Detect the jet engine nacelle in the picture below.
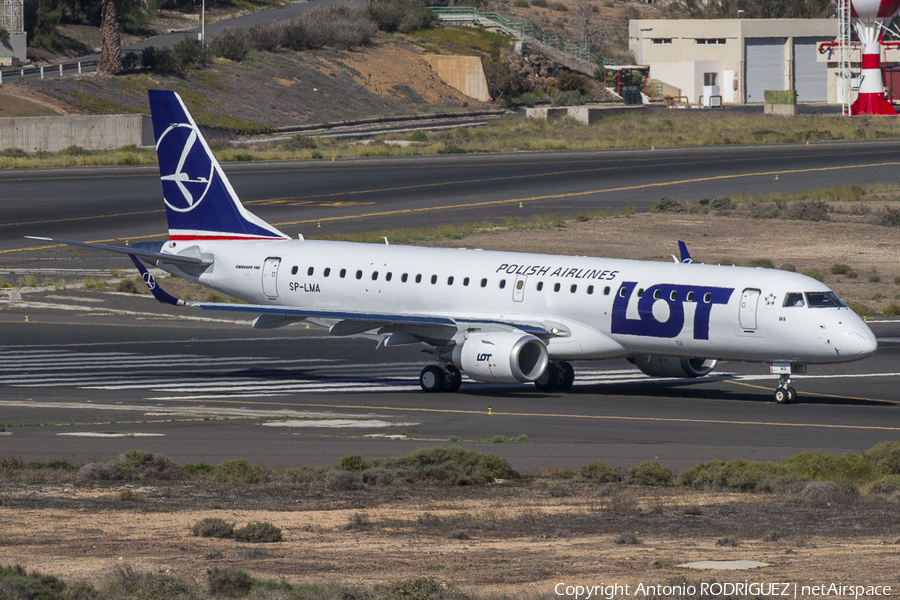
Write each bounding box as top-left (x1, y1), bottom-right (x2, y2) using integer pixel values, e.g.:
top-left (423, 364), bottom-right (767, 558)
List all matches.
top-left (452, 332), bottom-right (549, 384)
top-left (631, 355), bottom-right (717, 378)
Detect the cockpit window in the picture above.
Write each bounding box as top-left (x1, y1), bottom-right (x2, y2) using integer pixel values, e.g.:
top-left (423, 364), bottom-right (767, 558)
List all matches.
top-left (783, 292), bottom-right (805, 307)
top-left (806, 291), bottom-right (846, 308)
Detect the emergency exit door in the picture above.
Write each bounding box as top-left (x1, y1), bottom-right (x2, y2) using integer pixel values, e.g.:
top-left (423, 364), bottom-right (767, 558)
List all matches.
top-left (263, 257), bottom-right (281, 298)
top-left (739, 288), bottom-right (760, 330)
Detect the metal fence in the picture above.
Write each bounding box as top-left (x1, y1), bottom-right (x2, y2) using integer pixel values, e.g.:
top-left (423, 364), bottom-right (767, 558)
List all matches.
top-left (428, 6), bottom-right (616, 66)
top-left (0, 60), bottom-right (97, 84)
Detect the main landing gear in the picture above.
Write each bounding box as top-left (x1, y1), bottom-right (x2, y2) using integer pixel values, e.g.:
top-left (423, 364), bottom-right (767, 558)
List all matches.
top-left (419, 364), bottom-right (462, 393)
top-left (774, 374), bottom-right (798, 404)
top-left (534, 361), bottom-right (575, 391)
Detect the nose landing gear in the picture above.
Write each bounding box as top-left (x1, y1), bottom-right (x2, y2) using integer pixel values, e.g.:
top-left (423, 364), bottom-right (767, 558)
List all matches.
top-left (773, 373), bottom-right (798, 404)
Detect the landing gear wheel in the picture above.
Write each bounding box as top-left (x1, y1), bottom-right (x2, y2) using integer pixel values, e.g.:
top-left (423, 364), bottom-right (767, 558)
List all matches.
top-left (558, 361), bottom-right (575, 391)
top-left (774, 387), bottom-right (790, 404)
top-left (444, 366), bottom-right (463, 393)
top-left (420, 365), bottom-right (445, 393)
top-left (534, 363), bottom-right (558, 391)
top-left (786, 387), bottom-right (797, 404)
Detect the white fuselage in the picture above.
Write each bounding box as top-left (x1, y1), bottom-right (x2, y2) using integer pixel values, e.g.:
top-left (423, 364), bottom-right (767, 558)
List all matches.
top-left (160, 238), bottom-right (877, 365)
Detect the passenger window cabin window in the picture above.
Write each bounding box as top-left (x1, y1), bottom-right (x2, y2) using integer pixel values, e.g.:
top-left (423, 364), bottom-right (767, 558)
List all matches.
top-left (604, 286), bottom-right (610, 295)
top-left (448, 276), bottom-right (454, 285)
top-left (324, 268), bottom-right (331, 277)
top-left (554, 283), bottom-right (561, 292)
top-left (516, 280), bottom-right (524, 290)
top-left (653, 289), bottom-right (661, 300)
top-left (386, 272), bottom-right (392, 281)
top-left (308, 267), bottom-right (314, 276)
top-left (356, 270), bottom-right (363, 280)
top-left (686, 291), bottom-right (695, 302)
top-left (481, 278), bottom-right (487, 287)
top-left (431, 275), bottom-right (438, 284)
top-left (670, 290), bottom-right (678, 301)
top-left (291, 266), bottom-right (298, 275)
top-left (499, 280), bottom-right (506, 289)
top-left (416, 274), bottom-right (422, 283)
top-left (618, 286), bottom-right (627, 297)
top-left (637, 288), bottom-right (645, 298)
top-left (340, 269), bottom-right (347, 278)
top-left (537, 281), bottom-right (544, 291)
top-left (703, 292), bottom-right (712, 303)
top-left (570, 284), bottom-right (577, 293)
top-left (587, 285), bottom-right (594, 295)
top-left (372, 271), bottom-right (379, 280)
top-left (402, 273), bottom-right (408, 283)
top-left (463, 277), bottom-right (470, 286)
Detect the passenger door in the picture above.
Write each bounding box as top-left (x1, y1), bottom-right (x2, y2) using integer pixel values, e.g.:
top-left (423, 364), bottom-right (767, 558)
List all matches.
top-left (262, 257), bottom-right (281, 299)
top-left (739, 288), bottom-right (760, 330)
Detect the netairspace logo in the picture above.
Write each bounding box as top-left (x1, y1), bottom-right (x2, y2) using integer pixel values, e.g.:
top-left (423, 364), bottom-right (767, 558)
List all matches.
top-left (554, 582), bottom-right (893, 600)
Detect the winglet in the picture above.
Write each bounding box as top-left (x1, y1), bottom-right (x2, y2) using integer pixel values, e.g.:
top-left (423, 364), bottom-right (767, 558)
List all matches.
top-left (677, 241), bottom-right (692, 264)
top-left (128, 254), bottom-right (185, 306)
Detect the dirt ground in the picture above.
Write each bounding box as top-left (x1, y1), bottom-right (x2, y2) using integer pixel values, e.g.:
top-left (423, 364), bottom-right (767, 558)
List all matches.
top-left (1, 481), bottom-right (898, 597)
top-left (425, 208), bottom-right (900, 314)
top-left (0, 88), bottom-right (67, 117)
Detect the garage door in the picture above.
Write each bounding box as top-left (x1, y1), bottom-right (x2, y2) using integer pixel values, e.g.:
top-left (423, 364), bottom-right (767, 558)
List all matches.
top-left (745, 38), bottom-right (785, 102)
top-left (794, 38), bottom-right (828, 102)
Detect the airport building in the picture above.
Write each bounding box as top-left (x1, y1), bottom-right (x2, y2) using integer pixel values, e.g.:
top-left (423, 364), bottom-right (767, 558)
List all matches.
top-left (628, 19), bottom-right (875, 105)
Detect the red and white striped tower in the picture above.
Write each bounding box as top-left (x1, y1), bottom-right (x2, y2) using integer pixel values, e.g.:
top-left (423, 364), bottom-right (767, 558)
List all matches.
top-left (851, 0), bottom-right (900, 114)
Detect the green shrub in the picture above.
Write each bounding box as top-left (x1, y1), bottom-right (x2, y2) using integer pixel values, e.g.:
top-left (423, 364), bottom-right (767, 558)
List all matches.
top-left (868, 274), bottom-right (881, 283)
top-left (211, 28), bottom-right (250, 61)
top-left (677, 459), bottom-right (795, 492)
top-left (107, 450), bottom-right (182, 481)
top-left (880, 207), bottom-right (900, 226)
top-left (831, 263), bottom-right (852, 275)
top-left (614, 532), bottom-right (641, 544)
top-left (865, 474), bottom-right (900, 494)
top-left (848, 302), bottom-right (870, 317)
top-left (281, 135), bottom-right (317, 151)
top-left (207, 568), bottom-right (253, 597)
top-left (780, 263), bottom-right (797, 272)
top-left (116, 278), bottom-right (139, 293)
top-left (373, 577), bottom-right (450, 600)
top-left (557, 71), bottom-right (585, 92)
top-left (802, 268), bottom-right (825, 282)
top-left (338, 454), bottom-right (371, 472)
top-left (381, 446), bottom-right (518, 485)
top-left (409, 130), bottom-right (428, 142)
top-left (550, 90), bottom-right (584, 106)
top-left (800, 480), bottom-right (858, 505)
top-left (233, 521), bottom-right (283, 543)
top-left (626, 461), bottom-right (674, 486)
top-left (652, 196), bottom-right (684, 213)
top-left (191, 517), bottom-right (234, 538)
top-left (782, 451), bottom-right (877, 484)
top-left (747, 258), bottom-right (774, 268)
top-left (716, 535), bottom-right (739, 547)
top-left (883, 302), bottom-right (900, 316)
top-left (210, 458), bottom-right (266, 484)
top-left (864, 441), bottom-right (900, 475)
top-left (138, 573), bottom-right (196, 600)
top-left (327, 470), bottom-right (364, 491)
top-left (579, 462), bottom-right (622, 483)
top-left (787, 201), bottom-right (829, 221)
top-left (518, 92), bottom-right (537, 108)
top-left (0, 565), bottom-right (67, 600)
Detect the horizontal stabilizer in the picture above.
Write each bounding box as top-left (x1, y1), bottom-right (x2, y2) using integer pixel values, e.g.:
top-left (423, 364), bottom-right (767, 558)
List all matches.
top-left (25, 236), bottom-right (212, 266)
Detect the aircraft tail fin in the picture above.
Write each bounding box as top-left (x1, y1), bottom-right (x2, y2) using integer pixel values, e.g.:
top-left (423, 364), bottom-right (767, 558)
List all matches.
top-left (148, 90), bottom-right (289, 242)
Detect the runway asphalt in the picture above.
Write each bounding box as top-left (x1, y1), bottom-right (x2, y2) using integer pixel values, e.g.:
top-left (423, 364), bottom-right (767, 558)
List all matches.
top-left (5, 139), bottom-right (900, 264)
top-left (1, 306), bottom-right (897, 473)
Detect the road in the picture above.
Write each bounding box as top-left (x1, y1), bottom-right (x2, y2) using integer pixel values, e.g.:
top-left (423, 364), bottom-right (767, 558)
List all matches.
top-left (0, 303), bottom-right (897, 473)
top-left (4, 139), bottom-right (900, 263)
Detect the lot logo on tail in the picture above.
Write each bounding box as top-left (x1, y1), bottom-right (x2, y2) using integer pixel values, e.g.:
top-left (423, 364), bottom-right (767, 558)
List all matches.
top-left (158, 123), bottom-right (214, 212)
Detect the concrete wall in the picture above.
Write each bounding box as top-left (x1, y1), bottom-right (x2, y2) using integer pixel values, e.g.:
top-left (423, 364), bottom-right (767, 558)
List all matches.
top-left (0, 114), bottom-right (154, 152)
top-left (423, 55), bottom-right (490, 102)
top-left (0, 32), bottom-right (26, 63)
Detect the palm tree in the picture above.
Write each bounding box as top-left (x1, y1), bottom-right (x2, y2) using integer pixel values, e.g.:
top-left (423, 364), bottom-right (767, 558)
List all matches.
top-left (99, 0), bottom-right (123, 75)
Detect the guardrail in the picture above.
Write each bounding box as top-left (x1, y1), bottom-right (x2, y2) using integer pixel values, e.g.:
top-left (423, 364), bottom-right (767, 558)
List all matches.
top-left (0, 59), bottom-right (97, 84)
top-left (428, 6), bottom-right (616, 66)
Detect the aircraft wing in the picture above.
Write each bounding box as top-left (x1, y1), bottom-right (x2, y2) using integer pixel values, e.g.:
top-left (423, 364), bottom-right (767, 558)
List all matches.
top-left (128, 254), bottom-right (548, 339)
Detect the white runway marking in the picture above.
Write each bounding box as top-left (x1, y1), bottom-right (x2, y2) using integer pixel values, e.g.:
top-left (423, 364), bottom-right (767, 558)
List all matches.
top-left (0, 347), bottom-right (897, 401)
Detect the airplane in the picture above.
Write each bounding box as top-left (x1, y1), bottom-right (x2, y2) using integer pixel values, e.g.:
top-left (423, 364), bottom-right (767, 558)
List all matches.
top-left (28, 90), bottom-right (878, 404)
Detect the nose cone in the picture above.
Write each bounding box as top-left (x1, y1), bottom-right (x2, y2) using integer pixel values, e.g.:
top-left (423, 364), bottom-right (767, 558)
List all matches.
top-left (847, 319), bottom-right (878, 358)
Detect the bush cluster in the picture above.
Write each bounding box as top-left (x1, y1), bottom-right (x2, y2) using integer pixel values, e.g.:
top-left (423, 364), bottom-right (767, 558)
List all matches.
top-left (579, 462), bottom-right (622, 483)
top-left (76, 450), bottom-right (181, 483)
